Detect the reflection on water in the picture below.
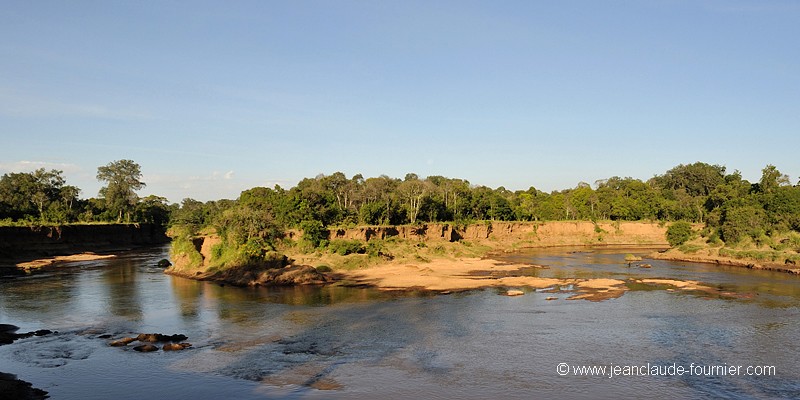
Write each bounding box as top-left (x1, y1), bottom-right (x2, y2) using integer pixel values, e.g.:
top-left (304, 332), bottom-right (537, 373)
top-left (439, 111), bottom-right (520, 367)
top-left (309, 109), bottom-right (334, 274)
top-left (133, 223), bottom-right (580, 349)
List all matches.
top-left (1, 245), bottom-right (799, 399)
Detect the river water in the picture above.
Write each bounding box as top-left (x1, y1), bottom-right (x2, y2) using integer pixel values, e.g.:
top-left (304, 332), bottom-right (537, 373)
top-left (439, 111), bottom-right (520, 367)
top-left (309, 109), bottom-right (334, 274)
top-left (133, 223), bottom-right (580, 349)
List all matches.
top-left (1, 246), bottom-right (799, 399)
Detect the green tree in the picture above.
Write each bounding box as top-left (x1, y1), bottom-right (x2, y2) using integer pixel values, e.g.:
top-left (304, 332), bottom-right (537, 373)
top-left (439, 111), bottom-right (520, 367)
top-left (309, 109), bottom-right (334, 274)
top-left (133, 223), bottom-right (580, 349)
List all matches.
top-left (666, 221), bottom-right (693, 247)
top-left (757, 164), bottom-right (790, 194)
top-left (653, 162), bottom-right (726, 197)
top-left (0, 168), bottom-right (76, 221)
top-left (96, 160), bottom-right (145, 222)
top-left (398, 175), bottom-right (427, 224)
top-left (299, 219), bottom-right (327, 248)
top-left (720, 204), bottom-right (766, 244)
top-left (135, 195), bottom-right (172, 226)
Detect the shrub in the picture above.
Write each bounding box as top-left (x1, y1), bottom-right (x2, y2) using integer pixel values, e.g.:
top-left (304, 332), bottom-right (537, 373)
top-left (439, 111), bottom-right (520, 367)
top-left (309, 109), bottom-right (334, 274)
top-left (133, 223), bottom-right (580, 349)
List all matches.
top-left (666, 221), bottom-right (693, 247)
top-left (210, 243), bottom-right (224, 260)
top-left (366, 239), bottom-right (387, 258)
top-left (300, 219), bottom-right (328, 248)
top-left (720, 205), bottom-right (766, 244)
top-left (707, 231), bottom-right (722, 246)
top-left (328, 239), bottom-right (365, 255)
top-left (241, 237), bottom-right (270, 261)
top-left (315, 265), bottom-right (332, 273)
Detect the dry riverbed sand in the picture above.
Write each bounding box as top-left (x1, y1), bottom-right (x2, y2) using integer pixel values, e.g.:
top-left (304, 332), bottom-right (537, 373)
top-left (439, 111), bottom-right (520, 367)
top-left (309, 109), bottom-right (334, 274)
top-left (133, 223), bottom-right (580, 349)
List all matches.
top-left (15, 252), bottom-right (116, 271)
top-left (334, 257), bottom-right (732, 301)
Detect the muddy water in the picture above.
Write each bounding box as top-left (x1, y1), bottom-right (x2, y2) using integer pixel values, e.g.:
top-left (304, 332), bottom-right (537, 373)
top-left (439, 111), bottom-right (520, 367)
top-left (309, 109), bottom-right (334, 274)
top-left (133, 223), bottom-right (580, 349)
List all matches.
top-left (1, 246), bottom-right (799, 399)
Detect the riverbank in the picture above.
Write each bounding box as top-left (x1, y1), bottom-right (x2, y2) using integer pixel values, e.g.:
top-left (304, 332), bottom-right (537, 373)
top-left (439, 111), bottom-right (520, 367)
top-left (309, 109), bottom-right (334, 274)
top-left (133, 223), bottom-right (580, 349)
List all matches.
top-left (164, 221), bottom-right (755, 301)
top-left (650, 247), bottom-right (800, 275)
top-left (0, 224), bottom-right (168, 276)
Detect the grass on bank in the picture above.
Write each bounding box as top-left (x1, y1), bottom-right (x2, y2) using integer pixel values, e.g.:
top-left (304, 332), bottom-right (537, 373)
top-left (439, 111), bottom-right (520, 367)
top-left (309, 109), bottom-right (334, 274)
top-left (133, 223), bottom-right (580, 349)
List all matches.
top-left (280, 236), bottom-right (494, 272)
top-left (669, 226), bottom-right (800, 266)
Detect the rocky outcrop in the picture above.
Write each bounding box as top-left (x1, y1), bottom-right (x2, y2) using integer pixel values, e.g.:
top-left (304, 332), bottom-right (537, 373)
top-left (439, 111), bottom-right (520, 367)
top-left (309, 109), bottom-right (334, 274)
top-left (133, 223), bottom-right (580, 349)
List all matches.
top-left (0, 324), bottom-right (53, 345)
top-left (1, 325), bottom-right (51, 399)
top-left (0, 372), bottom-right (48, 400)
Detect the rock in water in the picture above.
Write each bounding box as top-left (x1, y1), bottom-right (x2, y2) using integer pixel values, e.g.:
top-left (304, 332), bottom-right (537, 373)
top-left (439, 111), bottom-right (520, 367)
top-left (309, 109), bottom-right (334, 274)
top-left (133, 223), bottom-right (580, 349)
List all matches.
top-left (157, 259), bottom-right (172, 268)
top-left (133, 344), bottom-right (159, 352)
top-left (506, 289), bottom-right (524, 296)
top-left (162, 342), bottom-right (192, 351)
top-left (109, 337), bottom-right (136, 347)
top-left (136, 333), bottom-right (189, 343)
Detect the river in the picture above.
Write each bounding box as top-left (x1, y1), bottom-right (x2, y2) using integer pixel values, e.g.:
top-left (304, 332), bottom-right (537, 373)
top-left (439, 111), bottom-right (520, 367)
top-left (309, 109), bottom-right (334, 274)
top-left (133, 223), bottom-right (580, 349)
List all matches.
top-left (1, 246), bottom-right (799, 399)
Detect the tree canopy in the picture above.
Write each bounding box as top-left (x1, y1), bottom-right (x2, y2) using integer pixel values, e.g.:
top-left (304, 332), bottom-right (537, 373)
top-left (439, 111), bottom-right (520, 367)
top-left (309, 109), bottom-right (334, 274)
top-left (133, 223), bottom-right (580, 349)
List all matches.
top-left (3, 160), bottom-right (800, 252)
top-left (97, 159), bottom-right (146, 222)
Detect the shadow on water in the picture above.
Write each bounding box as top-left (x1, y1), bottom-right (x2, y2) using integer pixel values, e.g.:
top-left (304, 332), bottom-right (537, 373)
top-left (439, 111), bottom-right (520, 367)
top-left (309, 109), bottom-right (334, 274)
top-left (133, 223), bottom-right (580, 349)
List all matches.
top-left (101, 260), bottom-right (143, 320)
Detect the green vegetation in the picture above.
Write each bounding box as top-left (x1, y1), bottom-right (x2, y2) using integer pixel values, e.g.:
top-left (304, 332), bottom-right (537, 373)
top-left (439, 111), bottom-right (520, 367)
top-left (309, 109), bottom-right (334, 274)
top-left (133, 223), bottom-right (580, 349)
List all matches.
top-left (163, 162), bottom-right (800, 270)
top-left (666, 221), bottom-right (694, 247)
top-left (169, 225), bottom-right (203, 269)
top-left (0, 159), bottom-right (172, 226)
top-left (4, 159), bottom-right (798, 269)
top-left (96, 159), bottom-right (146, 222)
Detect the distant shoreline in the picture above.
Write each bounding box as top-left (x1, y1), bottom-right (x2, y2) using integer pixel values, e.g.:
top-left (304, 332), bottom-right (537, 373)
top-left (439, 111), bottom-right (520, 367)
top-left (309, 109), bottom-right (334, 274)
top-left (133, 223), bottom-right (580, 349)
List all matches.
top-left (649, 248), bottom-right (800, 275)
top-left (0, 223), bottom-right (168, 277)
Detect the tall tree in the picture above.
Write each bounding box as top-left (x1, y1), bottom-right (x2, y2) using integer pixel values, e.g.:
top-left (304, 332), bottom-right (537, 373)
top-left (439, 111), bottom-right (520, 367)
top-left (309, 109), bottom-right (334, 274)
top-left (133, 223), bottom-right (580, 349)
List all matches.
top-left (97, 159), bottom-right (145, 222)
top-left (757, 164), bottom-right (790, 194)
top-left (399, 175), bottom-right (427, 224)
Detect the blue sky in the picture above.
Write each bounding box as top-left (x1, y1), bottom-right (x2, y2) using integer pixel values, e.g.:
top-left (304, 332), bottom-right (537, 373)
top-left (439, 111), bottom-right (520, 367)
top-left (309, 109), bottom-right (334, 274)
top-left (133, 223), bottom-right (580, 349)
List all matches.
top-left (1, 0), bottom-right (798, 202)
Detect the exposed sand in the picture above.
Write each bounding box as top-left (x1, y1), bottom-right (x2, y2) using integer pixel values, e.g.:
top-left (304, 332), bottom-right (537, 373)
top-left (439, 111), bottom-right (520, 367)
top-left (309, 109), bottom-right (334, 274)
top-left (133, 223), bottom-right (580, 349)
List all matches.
top-left (334, 258), bottom-right (730, 302)
top-left (16, 253), bottom-right (116, 270)
top-left (339, 258), bottom-right (567, 291)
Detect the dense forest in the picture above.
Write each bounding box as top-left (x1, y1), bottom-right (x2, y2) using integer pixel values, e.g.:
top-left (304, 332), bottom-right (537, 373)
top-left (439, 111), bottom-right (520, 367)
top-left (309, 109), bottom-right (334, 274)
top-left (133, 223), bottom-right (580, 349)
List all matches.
top-left (3, 161), bottom-right (800, 248)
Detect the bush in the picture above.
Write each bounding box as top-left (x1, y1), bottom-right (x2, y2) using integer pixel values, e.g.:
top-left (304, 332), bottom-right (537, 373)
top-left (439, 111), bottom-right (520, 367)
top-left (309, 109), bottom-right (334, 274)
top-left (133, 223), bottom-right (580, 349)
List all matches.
top-left (315, 265), bottom-right (332, 273)
top-left (720, 205), bottom-right (766, 244)
top-left (666, 221), bottom-right (693, 247)
top-left (241, 237), bottom-right (269, 260)
top-left (210, 243), bottom-right (224, 260)
top-left (300, 219), bottom-right (328, 248)
top-left (707, 231), bottom-right (723, 246)
top-left (366, 239), bottom-right (388, 258)
top-left (328, 239), bottom-right (365, 255)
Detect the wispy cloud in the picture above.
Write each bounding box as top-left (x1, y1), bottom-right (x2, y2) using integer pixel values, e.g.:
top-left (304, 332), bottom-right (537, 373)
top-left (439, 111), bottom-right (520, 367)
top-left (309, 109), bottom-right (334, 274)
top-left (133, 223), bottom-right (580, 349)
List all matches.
top-left (0, 160), bottom-right (81, 174)
top-left (0, 89), bottom-right (152, 120)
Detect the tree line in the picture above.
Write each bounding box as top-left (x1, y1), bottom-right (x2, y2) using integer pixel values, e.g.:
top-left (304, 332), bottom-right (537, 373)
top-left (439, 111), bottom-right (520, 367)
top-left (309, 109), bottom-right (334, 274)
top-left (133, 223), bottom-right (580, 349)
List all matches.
top-left (0, 160), bottom-right (171, 226)
top-left (171, 162), bottom-right (800, 247)
top-left (4, 160), bottom-right (800, 247)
